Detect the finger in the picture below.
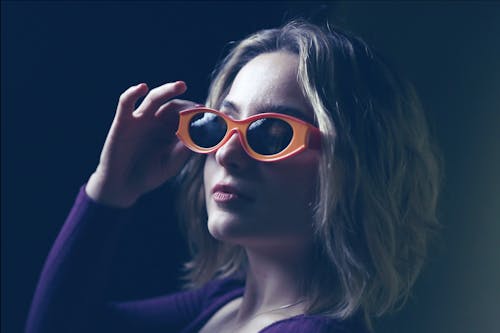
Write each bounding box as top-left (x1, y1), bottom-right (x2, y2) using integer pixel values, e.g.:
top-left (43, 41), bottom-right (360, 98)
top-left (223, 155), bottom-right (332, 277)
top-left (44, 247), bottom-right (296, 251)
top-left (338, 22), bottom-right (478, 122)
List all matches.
top-left (155, 99), bottom-right (201, 135)
top-left (134, 81), bottom-right (187, 117)
top-left (155, 99), bottom-right (199, 120)
top-left (116, 83), bottom-right (149, 119)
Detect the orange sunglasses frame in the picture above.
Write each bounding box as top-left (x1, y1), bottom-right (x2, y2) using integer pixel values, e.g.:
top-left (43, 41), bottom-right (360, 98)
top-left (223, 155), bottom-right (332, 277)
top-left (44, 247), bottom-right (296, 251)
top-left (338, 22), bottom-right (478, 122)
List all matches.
top-left (176, 107), bottom-right (321, 162)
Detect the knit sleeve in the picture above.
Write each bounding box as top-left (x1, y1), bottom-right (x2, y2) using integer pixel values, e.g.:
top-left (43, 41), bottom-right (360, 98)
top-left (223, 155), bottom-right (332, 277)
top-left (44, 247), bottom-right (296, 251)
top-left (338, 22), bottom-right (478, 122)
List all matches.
top-left (25, 185), bottom-right (140, 333)
top-left (103, 278), bottom-right (244, 333)
top-left (25, 185), bottom-right (244, 333)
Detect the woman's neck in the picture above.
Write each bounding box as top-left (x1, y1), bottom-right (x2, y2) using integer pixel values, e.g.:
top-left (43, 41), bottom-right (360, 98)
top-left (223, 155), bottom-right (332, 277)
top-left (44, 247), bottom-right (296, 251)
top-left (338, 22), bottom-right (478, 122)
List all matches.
top-left (235, 243), bottom-right (312, 323)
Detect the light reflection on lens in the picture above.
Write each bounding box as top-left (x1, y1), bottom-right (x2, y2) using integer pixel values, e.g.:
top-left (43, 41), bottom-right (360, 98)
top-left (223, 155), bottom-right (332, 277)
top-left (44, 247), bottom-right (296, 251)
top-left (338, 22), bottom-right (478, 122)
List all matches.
top-left (189, 112), bottom-right (227, 148)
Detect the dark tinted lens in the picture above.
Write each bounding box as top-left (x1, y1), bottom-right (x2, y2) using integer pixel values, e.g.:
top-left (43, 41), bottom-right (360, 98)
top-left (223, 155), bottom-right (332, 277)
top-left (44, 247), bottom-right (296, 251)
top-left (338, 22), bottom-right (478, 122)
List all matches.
top-left (188, 112), bottom-right (227, 148)
top-left (247, 118), bottom-right (293, 155)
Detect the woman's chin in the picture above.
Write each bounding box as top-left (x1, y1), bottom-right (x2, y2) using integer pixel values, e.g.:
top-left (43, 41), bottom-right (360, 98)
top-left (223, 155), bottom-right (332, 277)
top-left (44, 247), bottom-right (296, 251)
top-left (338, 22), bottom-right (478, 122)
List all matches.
top-left (207, 212), bottom-right (265, 245)
top-left (207, 214), bottom-right (244, 241)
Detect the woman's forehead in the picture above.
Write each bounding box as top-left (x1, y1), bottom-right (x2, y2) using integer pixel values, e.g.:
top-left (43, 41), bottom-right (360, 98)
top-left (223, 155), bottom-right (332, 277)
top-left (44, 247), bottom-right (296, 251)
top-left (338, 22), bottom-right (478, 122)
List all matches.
top-left (223, 52), bottom-right (314, 120)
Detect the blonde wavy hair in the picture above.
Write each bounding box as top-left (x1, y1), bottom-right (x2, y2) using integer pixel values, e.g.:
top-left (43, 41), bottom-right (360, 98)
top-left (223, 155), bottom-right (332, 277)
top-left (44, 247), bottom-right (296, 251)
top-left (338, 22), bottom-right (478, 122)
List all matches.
top-left (175, 20), bottom-right (442, 328)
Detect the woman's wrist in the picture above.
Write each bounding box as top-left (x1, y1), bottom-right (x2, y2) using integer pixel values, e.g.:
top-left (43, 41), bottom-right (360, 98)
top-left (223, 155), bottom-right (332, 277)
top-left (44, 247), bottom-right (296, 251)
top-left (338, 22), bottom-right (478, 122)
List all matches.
top-left (85, 171), bottom-right (139, 209)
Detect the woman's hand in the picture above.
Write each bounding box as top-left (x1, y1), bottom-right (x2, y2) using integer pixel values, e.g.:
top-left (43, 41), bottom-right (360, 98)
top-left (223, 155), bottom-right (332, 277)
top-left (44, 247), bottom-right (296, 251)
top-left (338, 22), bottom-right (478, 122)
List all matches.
top-left (86, 81), bottom-right (195, 208)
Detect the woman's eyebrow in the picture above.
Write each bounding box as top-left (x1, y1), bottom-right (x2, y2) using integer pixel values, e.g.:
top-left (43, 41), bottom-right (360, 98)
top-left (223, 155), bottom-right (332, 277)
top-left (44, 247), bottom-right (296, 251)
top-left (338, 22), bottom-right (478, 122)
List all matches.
top-left (260, 104), bottom-right (314, 124)
top-left (220, 100), bottom-right (238, 115)
top-left (221, 100), bottom-right (314, 123)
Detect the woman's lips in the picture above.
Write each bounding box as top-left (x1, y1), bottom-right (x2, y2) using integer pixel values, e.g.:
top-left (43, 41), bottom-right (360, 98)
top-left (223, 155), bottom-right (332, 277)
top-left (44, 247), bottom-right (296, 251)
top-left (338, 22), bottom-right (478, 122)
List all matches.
top-left (212, 184), bottom-right (254, 203)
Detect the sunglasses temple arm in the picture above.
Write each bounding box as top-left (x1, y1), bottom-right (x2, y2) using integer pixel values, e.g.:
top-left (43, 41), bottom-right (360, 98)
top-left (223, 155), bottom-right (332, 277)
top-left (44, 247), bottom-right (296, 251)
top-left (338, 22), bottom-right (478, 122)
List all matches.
top-left (308, 129), bottom-right (322, 150)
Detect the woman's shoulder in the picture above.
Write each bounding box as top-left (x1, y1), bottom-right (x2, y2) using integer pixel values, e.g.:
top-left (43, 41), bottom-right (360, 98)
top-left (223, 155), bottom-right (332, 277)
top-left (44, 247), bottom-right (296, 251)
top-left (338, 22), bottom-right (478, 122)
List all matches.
top-left (262, 313), bottom-right (370, 333)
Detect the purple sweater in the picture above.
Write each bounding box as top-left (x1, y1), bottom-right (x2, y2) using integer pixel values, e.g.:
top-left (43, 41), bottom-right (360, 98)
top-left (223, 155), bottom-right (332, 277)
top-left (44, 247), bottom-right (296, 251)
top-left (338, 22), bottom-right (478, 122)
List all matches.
top-left (26, 186), bottom-right (368, 333)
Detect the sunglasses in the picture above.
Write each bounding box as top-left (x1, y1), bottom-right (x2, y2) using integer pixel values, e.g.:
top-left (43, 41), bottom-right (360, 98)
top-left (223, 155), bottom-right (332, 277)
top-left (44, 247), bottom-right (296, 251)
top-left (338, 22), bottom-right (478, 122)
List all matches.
top-left (176, 107), bottom-right (321, 162)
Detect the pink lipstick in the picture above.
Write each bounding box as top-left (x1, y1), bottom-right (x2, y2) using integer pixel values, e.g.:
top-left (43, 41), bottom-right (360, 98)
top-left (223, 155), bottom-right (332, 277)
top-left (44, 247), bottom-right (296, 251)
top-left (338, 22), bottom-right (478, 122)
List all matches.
top-left (212, 184), bottom-right (253, 204)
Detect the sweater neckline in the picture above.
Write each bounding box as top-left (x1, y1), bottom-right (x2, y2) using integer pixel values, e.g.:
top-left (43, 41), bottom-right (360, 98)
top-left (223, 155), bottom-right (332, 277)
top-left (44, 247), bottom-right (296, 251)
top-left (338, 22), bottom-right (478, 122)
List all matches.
top-left (187, 281), bottom-right (339, 333)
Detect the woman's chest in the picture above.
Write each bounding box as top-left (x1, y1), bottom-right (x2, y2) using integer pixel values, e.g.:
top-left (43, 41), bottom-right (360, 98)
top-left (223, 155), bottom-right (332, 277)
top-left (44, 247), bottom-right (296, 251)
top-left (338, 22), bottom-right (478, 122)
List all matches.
top-left (198, 297), bottom-right (299, 333)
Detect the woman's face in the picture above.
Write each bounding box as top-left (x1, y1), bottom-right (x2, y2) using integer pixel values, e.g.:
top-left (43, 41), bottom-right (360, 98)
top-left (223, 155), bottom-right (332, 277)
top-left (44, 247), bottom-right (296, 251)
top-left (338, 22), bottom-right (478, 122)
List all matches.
top-left (203, 52), bottom-right (319, 251)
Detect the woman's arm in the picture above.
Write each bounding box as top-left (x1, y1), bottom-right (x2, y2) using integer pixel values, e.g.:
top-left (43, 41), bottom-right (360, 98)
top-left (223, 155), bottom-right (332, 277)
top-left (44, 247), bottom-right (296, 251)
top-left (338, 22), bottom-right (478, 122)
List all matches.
top-left (26, 186), bottom-right (210, 333)
top-left (26, 81), bottom-right (198, 332)
top-left (25, 185), bottom-right (133, 332)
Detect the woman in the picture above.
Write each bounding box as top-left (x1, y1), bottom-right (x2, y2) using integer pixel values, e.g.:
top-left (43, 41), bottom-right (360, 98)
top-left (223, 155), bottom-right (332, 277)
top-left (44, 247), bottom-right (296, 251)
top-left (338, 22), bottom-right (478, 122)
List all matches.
top-left (26, 20), bottom-right (441, 333)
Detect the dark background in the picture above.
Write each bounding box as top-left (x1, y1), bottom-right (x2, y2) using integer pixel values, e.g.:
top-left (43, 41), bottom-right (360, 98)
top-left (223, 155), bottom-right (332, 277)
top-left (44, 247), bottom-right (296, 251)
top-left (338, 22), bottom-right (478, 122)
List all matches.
top-left (2, 2), bottom-right (499, 333)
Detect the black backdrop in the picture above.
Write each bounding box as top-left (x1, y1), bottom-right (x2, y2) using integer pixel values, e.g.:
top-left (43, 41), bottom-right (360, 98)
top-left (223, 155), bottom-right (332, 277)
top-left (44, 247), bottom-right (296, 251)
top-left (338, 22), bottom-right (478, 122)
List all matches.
top-left (2, 2), bottom-right (500, 333)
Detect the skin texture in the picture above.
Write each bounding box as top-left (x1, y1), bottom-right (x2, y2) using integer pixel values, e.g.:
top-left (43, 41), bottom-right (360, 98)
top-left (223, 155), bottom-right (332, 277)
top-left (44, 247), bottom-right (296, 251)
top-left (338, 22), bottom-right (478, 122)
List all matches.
top-left (204, 51), bottom-right (319, 251)
top-left (86, 51), bottom-right (321, 332)
top-left (86, 82), bottom-right (195, 207)
top-left (201, 52), bottom-right (320, 332)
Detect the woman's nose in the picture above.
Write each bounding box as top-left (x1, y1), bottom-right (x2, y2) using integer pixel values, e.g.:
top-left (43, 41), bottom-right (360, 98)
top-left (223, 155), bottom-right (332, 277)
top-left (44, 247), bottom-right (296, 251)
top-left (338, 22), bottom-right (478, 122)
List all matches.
top-left (215, 131), bottom-right (253, 171)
